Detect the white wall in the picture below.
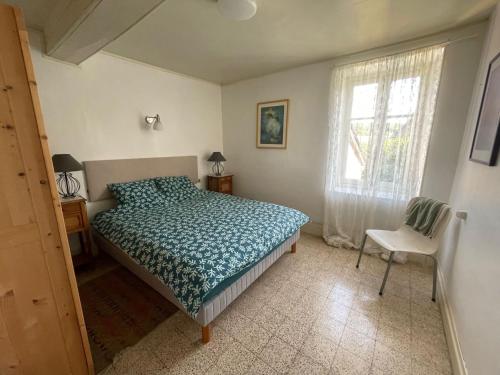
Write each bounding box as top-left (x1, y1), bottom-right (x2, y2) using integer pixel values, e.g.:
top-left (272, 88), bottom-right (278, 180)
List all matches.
top-left (222, 23), bottom-right (486, 233)
top-left (30, 30), bottom-right (223, 208)
top-left (439, 4), bottom-right (500, 374)
top-left (420, 28), bottom-right (486, 202)
top-left (222, 61), bottom-right (331, 229)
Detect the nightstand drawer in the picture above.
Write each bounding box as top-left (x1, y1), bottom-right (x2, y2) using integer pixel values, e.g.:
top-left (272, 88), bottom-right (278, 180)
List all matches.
top-left (60, 196), bottom-right (92, 268)
top-left (64, 212), bottom-right (83, 232)
top-left (207, 174), bottom-right (233, 194)
top-left (220, 181), bottom-right (231, 193)
top-left (62, 201), bottom-right (82, 214)
top-left (207, 174), bottom-right (233, 195)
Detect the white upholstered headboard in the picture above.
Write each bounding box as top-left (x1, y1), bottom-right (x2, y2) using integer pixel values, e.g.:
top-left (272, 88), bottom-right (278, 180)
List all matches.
top-left (83, 156), bottom-right (198, 202)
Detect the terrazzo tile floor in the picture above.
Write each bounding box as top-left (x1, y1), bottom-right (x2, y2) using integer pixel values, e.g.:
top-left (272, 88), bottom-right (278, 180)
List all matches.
top-left (99, 233), bottom-right (452, 375)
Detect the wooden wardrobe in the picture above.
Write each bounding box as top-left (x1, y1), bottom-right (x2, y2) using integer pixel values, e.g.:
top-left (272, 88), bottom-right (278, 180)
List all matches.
top-left (0, 5), bottom-right (93, 375)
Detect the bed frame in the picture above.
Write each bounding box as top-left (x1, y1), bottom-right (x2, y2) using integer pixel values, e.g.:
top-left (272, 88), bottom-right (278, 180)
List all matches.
top-left (83, 156), bottom-right (298, 343)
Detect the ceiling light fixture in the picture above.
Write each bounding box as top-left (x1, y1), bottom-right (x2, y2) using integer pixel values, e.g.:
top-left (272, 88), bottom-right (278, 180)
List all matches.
top-left (217, 0), bottom-right (257, 21)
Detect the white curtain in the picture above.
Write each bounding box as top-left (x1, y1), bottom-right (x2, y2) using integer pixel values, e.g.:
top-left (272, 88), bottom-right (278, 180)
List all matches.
top-left (323, 45), bottom-right (445, 257)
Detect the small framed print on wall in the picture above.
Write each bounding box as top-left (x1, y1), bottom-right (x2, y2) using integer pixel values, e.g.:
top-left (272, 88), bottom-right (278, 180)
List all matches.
top-left (470, 52), bottom-right (500, 166)
top-left (256, 99), bottom-right (289, 149)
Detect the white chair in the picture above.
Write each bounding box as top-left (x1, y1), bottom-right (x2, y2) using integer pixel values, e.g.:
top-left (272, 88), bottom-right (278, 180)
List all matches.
top-left (355, 201), bottom-right (451, 301)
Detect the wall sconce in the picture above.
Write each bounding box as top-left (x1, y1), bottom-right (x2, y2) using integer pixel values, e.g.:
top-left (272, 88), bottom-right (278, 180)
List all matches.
top-left (145, 114), bottom-right (162, 130)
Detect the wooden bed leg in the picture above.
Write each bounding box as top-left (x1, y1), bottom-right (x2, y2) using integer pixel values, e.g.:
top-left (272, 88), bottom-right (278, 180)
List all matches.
top-left (201, 325), bottom-right (211, 344)
top-left (291, 242), bottom-right (297, 253)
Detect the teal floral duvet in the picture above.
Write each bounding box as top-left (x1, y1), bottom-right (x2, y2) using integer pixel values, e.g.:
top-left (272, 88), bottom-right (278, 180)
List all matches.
top-left (92, 190), bottom-right (309, 317)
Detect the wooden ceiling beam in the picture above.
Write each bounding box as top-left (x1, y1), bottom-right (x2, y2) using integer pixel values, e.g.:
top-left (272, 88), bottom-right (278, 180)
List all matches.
top-left (44, 0), bottom-right (165, 64)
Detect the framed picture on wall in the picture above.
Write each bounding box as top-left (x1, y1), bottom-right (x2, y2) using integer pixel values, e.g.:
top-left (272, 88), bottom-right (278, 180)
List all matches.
top-left (470, 52), bottom-right (500, 166)
top-left (256, 99), bottom-right (289, 149)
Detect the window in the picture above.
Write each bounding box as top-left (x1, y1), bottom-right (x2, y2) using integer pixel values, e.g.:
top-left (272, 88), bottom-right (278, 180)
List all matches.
top-left (324, 45), bottom-right (444, 248)
top-left (338, 74), bottom-right (424, 196)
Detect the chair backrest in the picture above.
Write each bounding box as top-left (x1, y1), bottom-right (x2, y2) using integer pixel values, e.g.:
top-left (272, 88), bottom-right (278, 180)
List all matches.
top-left (403, 197), bottom-right (452, 250)
top-left (427, 208), bottom-right (452, 244)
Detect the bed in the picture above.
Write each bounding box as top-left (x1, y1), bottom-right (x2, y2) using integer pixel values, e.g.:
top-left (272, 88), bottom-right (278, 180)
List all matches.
top-left (84, 156), bottom-right (309, 343)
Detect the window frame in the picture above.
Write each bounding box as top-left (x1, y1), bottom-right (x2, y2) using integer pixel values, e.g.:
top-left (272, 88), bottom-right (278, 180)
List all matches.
top-left (336, 72), bottom-right (422, 195)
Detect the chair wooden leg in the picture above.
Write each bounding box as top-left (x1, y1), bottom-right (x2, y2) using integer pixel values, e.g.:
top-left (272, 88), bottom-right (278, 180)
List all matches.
top-left (379, 251), bottom-right (394, 296)
top-left (432, 257), bottom-right (438, 302)
top-left (291, 242), bottom-right (297, 253)
top-left (356, 233), bottom-right (367, 268)
top-left (201, 325), bottom-right (210, 344)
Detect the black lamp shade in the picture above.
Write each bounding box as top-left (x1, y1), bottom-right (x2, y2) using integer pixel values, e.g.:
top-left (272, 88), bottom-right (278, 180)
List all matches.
top-left (52, 154), bottom-right (83, 172)
top-left (207, 152), bottom-right (226, 162)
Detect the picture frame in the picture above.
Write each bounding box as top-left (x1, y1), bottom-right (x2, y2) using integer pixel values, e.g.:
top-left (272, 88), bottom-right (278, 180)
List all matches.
top-left (256, 99), bottom-right (289, 149)
top-left (470, 52), bottom-right (500, 166)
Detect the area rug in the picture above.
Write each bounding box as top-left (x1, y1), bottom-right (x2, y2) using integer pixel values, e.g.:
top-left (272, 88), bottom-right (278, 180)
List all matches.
top-left (78, 265), bottom-right (178, 373)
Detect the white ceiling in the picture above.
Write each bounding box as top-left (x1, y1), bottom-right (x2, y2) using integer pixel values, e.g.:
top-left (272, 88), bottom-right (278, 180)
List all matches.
top-left (105, 0), bottom-right (497, 84)
top-left (4, 0), bottom-right (56, 30)
top-left (5, 0), bottom-right (498, 84)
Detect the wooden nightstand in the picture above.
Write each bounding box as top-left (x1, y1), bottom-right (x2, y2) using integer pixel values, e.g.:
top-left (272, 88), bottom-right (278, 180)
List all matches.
top-left (60, 196), bottom-right (92, 267)
top-left (207, 174), bottom-right (233, 194)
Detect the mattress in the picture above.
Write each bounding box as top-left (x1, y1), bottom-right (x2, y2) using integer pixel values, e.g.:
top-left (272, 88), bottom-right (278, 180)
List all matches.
top-left (92, 190), bottom-right (309, 317)
top-left (93, 229), bottom-right (300, 325)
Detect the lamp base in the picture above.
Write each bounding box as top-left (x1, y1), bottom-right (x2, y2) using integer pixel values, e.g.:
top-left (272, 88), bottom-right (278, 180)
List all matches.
top-left (56, 172), bottom-right (81, 198)
top-left (60, 193), bottom-right (78, 199)
top-left (212, 162), bottom-right (224, 176)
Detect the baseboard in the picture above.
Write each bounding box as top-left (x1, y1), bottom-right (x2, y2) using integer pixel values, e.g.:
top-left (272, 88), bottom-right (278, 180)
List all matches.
top-left (302, 221), bottom-right (322, 236)
top-left (438, 268), bottom-right (468, 375)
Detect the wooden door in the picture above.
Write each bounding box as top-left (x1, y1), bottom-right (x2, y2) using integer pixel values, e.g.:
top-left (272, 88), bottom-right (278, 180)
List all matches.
top-left (0, 5), bottom-right (93, 374)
